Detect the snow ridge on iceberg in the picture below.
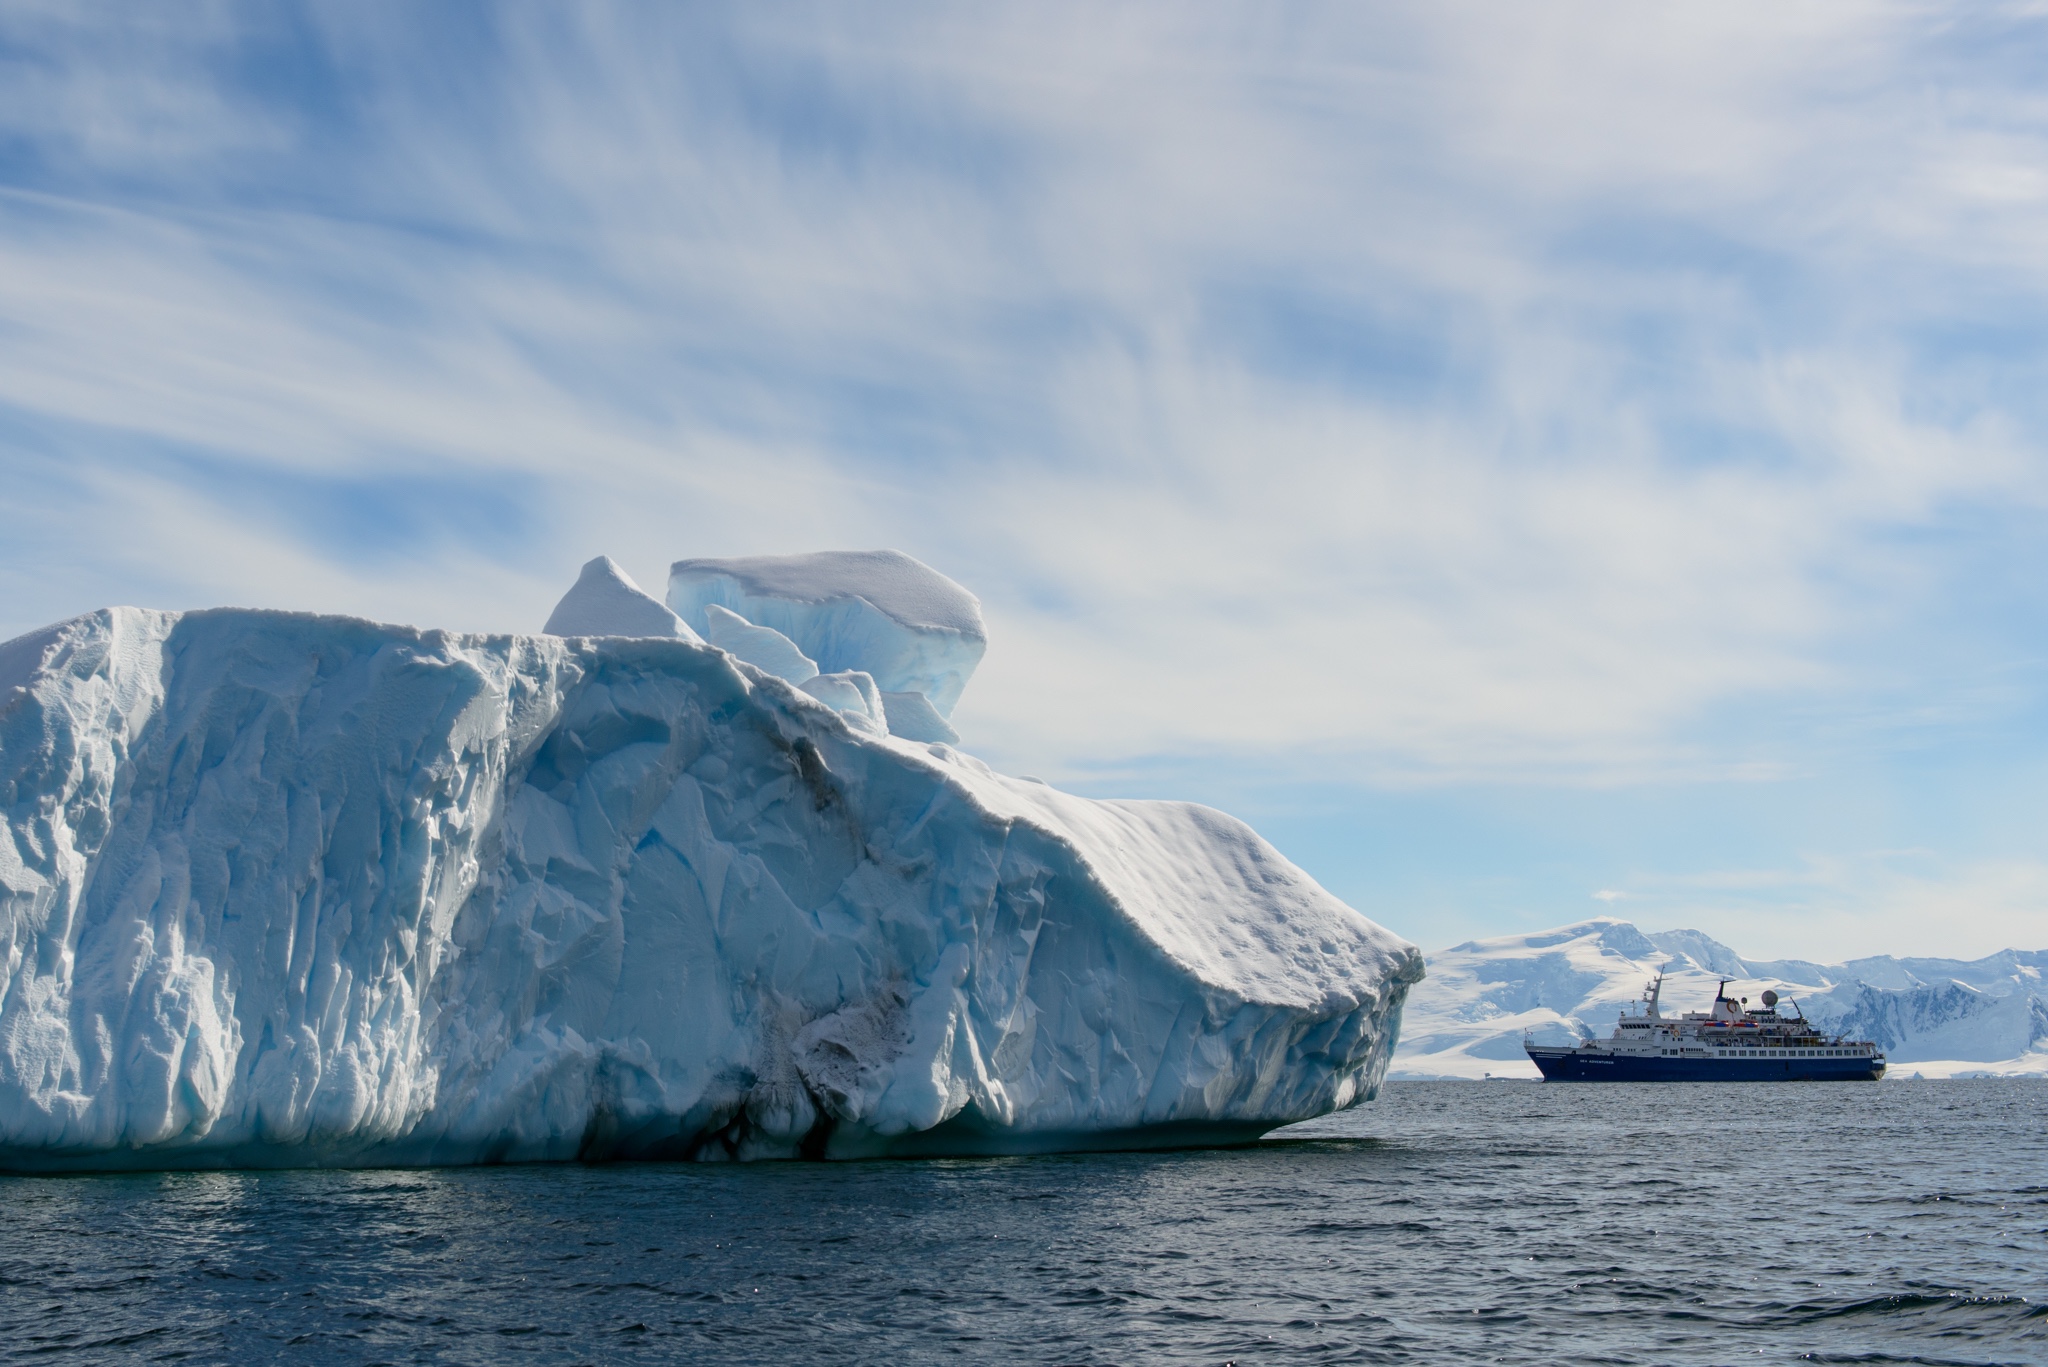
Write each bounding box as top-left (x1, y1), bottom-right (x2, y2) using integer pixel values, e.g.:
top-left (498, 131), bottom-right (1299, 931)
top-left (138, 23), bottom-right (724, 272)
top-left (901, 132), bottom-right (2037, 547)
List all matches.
top-left (0, 602), bottom-right (1419, 1169)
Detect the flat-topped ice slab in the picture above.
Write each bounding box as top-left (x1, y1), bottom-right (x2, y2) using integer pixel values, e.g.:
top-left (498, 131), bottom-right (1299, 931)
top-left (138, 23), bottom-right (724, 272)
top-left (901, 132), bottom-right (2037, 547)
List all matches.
top-left (667, 551), bottom-right (985, 716)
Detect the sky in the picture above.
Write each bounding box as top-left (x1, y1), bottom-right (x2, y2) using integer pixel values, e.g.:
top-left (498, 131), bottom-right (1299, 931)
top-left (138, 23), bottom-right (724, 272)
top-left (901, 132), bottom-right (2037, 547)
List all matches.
top-left (3, 3), bottom-right (2048, 961)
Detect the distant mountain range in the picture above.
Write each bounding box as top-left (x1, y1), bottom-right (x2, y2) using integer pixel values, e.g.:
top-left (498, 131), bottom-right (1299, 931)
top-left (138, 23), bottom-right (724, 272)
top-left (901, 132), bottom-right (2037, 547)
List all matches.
top-left (1391, 917), bottom-right (2048, 1080)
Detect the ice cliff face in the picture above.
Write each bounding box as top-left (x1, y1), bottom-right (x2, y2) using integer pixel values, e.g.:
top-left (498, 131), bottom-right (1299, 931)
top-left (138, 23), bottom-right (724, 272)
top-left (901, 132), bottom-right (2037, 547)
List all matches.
top-left (1393, 917), bottom-right (2048, 1079)
top-left (0, 595), bottom-right (1418, 1169)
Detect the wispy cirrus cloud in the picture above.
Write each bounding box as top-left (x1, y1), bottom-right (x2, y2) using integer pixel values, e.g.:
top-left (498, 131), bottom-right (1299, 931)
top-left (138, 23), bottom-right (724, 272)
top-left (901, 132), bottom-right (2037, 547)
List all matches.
top-left (4, 3), bottom-right (2048, 951)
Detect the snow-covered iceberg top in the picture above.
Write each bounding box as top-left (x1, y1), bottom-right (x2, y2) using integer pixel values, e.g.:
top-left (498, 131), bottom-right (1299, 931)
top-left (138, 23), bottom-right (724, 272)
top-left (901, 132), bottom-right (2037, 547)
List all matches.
top-left (0, 601), bottom-right (1419, 1169)
top-left (544, 556), bottom-right (700, 642)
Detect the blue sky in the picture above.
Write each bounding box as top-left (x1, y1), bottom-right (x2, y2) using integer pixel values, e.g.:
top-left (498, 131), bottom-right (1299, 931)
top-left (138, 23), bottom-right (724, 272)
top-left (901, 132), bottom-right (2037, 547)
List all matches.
top-left (4, 3), bottom-right (2048, 960)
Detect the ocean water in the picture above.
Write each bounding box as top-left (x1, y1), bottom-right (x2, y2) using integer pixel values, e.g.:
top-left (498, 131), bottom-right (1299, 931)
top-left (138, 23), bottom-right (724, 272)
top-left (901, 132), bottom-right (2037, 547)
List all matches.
top-left (1, 1080), bottom-right (2042, 1365)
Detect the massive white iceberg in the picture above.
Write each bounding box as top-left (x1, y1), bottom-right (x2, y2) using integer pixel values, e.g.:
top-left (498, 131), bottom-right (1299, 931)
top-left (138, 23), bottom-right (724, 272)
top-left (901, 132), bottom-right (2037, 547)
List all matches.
top-left (0, 561), bottom-right (1419, 1170)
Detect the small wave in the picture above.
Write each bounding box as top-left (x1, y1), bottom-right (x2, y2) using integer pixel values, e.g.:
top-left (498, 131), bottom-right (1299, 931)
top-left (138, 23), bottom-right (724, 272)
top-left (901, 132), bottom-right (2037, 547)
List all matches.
top-left (1779, 1288), bottom-right (2044, 1339)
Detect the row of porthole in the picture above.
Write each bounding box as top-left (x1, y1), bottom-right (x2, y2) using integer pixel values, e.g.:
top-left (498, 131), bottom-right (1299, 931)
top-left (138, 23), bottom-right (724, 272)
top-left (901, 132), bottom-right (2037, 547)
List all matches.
top-left (1671, 1057), bottom-right (1867, 1065)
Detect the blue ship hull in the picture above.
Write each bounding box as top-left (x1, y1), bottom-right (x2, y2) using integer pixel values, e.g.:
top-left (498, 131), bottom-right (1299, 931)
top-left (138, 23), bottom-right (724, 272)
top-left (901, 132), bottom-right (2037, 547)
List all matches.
top-left (1528, 1050), bottom-right (1883, 1082)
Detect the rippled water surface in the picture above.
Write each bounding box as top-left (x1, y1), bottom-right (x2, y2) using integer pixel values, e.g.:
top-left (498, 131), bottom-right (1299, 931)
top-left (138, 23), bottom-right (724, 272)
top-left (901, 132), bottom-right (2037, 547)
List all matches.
top-left (2, 1080), bottom-right (2043, 1365)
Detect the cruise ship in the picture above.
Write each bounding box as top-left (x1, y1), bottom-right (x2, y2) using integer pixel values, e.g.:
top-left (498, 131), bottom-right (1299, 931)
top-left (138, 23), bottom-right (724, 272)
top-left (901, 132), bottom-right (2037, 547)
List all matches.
top-left (1525, 976), bottom-right (1885, 1082)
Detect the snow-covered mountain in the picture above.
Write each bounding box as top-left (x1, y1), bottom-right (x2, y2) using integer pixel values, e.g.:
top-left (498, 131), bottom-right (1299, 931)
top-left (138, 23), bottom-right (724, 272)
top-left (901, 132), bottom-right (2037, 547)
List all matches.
top-left (1392, 918), bottom-right (2048, 1080)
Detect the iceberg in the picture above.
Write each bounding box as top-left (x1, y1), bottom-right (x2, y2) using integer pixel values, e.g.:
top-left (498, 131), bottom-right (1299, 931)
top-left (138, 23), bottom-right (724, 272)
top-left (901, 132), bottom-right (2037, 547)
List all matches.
top-left (0, 587), bottom-right (1419, 1169)
top-left (668, 551), bottom-right (986, 718)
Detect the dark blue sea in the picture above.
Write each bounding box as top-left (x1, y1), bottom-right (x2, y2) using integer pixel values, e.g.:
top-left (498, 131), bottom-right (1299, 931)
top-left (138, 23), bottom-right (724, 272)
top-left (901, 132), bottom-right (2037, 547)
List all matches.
top-left (2, 1080), bottom-right (2042, 1365)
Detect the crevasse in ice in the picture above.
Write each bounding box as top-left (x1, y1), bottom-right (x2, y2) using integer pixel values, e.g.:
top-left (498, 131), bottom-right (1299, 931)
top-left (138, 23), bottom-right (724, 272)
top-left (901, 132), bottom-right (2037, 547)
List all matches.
top-left (0, 554), bottom-right (1420, 1169)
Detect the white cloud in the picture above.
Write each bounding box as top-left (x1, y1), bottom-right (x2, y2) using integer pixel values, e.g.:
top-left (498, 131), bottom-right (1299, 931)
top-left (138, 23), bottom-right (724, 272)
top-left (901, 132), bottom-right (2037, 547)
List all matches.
top-left (1636, 852), bottom-right (2048, 962)
top-left (0, 1), bottom-right (2045, 804)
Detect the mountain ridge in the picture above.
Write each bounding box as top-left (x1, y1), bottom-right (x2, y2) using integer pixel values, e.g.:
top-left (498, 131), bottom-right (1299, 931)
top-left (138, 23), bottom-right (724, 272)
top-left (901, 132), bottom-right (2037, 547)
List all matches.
top-left (1393, 917), bottom-right (2048, 1080)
